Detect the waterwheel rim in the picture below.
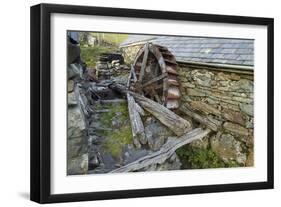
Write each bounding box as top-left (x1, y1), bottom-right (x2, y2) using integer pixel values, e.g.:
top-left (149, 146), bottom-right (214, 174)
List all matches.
top-left (132, 43), bottom-right (180, 109)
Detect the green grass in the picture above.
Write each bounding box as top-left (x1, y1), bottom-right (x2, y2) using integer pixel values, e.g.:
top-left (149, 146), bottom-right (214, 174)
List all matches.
top-left (98, 103), bottom-right (133, 158)
top-left (90, 33), bottom-right (128, 45)
top-left (103, 125), bottom-right (132, 158)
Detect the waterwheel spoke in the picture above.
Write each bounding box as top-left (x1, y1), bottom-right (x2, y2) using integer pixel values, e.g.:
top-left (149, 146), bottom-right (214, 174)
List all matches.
top-left (139, 43), bottom-right (149, 82)
top-left (142, 73), bottom-right (167, 88)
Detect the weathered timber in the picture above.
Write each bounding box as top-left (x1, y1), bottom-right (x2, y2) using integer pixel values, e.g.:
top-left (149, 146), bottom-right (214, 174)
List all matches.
top-left (135, 102), bottom-right (145, 116)
top-left (108, 82), bottom-right (127, 96)
top-left (190, 101), bottom-right (221, 116)
top-left (110, 128), bottom-right (211, 173)
top-left (126, 68), bottom-right (146, 146)
top-left (127, 94), bottom-right (146, 146)
top-left (139, 43), bottom-right (149, 82)
top-left (131, 92), bottom-right (192, 136)
top-left (108, 83), bottom-right (192, 136)
top-left (180, 105), bottom-right (220, 131)
top-left (129, 66), bottom-right (145, 116)
top-left (142, 73), bottom-right (167, 88)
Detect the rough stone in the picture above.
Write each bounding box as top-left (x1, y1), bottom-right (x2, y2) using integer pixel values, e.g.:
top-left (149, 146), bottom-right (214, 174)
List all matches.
top-left (230, 73), bottom-right (241, 81)
top-left (240, 103), bottom-right (254, 117)
top-left (232, 96), bottom-right (253, 104)
top-left (68, 106), bottom-right (85, 130)
top-left (68, 91), bottom-right (77, 106)
top-left (182, 82), bottom-right (195, 88)
top-left (186, 88), bottom-right (206, 97)
top-left (68, 80), bottom-right (74, 92)
top-left (182, 95), bottom-right (193, 102)
top-left (192, 70), bottom-right (214, 87)
top-left (222, 109), bottom-right (246, 125)
top-left (230, 79), bottom-right (253, 92)
top-left (206, 97), bottom-right (219, 105)
top-left (245, 150), bottom-right (254, 166)
top-left (219, 80), bottom-right (230, 87)
top-left (190, 101), bottom-right (221, 116)
top-left (220, 102), bottom-right (240, 112)
top-left (245, 118), bottom-right (254, 129)
top-left (210, 133), bottom-right (247, 165)
top-left (216, 72), bottom-right (230, 81)
top-left (189, 137), bottom-right (209, 149)
top-left (223, 122), bottom-right (249, 136)
top-left (144, 117), bottom-right (173, 151)
top-left (67, 150), bottom-right (88, 175)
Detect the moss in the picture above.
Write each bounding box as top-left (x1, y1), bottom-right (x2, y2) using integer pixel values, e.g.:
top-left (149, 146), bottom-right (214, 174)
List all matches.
top-left (99, 103), bottom-right (129, 125)
top-left (98, 103), bottom-right (133, 158)
top-left (103, 125), bottom-right (132, 158)
top-left (176, 146), bottom-right (227, 169)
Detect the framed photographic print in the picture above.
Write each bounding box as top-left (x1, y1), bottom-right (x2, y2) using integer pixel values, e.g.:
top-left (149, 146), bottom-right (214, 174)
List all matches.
top-left (30, 3), bottom-right (274, 203)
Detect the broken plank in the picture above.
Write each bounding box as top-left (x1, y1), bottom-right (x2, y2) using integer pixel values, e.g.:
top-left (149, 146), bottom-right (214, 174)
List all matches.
top-left (108, 83), bottom-right (192, 136)
top-left (126, 68), bottom-right (147, 146)
top-left (142, 73), bottom-right (167, 88)
top-left (131, 92), bottom-right (192, 136)
top-left (110, 128), bottom-right (211, 173)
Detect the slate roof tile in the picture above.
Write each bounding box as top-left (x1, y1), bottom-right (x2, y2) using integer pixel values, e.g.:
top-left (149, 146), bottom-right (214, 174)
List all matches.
top-left (120, 35), bottom-right (254, 66)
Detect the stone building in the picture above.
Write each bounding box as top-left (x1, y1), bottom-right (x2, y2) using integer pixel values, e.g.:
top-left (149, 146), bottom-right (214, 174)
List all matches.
top-left (120, 35), bottom-right (254, 167)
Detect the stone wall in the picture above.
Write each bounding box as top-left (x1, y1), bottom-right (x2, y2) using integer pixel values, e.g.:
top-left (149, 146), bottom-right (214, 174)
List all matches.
top-left (121, 44), bottom-right (143, 64)
top-left (67, 36), bottom-right (89, 175)
top-left (67, 65), bottom-right (89, 175)
top-left (178, 64), bottom-right (254, 167)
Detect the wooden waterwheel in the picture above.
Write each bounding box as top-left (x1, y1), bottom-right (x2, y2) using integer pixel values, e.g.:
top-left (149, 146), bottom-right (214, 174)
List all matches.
top-left (131, 43), bottom-right (180, 109)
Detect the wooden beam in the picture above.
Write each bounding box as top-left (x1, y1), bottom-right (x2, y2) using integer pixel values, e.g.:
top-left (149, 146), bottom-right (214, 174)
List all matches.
top-left (110, 128), bottom-right (211, 173)
top-left (126, 69), bottom-right (146, 147)
top-left (180, 105), bottom-right (220, 131)
top-left (108, 83), bottom-right (192, 136)
top-left (131, 92), bottom-right (192, 136)
top-left (142, 73), bottom-right (167, 88)
top-left (127, 93), bottom-right (146, 146)
top-left (139, 43), bottom-right (149, 82)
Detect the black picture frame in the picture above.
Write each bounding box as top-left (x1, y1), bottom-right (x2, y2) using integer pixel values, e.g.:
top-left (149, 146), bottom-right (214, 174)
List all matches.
top-left (30, 3), bottom-right (274, 204)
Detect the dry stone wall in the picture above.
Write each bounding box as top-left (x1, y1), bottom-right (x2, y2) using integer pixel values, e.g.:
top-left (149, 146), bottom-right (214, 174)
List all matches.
top-left (178, 64), bottom-right (254, 166)
top-left (121, 44), bottom-right (143, 64)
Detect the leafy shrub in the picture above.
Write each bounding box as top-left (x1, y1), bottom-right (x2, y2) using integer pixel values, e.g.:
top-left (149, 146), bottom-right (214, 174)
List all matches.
top-left (176, 146), bottom-right (227, 169)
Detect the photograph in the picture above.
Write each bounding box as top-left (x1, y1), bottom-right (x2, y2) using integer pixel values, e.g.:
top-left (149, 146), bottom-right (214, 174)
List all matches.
top-left (67, 31), bottom-right (254, 175)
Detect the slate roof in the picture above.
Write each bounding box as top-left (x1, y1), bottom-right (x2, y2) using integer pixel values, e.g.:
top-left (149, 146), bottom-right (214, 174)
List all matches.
top-left (120, 35), bottom-right (254, 67)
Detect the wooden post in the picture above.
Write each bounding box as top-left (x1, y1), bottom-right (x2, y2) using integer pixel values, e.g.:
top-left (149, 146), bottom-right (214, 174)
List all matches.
top-left (139, 43), bottom-right (149, 82)
top-left (126, 67), bottom-right (147, 147)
